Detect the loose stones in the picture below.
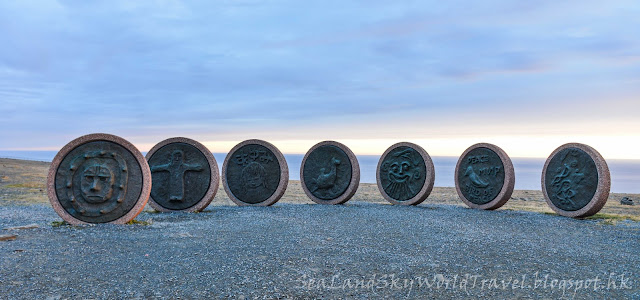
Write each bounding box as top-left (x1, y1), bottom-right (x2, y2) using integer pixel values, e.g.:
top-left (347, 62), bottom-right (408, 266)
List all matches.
top-left (376, 142), bottom-right (435, 205)
top-left (542, 143), bottom-right (610, 218)
top-left (455, 143), bottom-right (514, 210)
top-left (300, 141), bottom-right (360, 205)
top-left (47, 133), bottom-right (151, 224)
top-left (146, 137), bottom-right (219, 212)
top-left (222, 139), bottom-right (288, 206)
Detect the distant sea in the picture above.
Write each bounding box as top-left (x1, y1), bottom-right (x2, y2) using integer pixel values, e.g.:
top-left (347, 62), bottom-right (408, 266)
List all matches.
top-left (1, 151), bottom-right (638, 194)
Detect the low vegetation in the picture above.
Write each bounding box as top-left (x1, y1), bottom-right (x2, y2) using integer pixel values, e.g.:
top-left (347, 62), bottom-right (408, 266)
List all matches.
top-left (1, 158), bottom-right (639, 225)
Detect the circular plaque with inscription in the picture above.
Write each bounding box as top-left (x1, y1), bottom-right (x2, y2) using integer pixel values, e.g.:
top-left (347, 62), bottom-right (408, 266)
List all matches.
top-left (455, 143), bottom-right (514, 210)
top-left (376, 142), bottom-right (435, 205)
top-left (300, 141), bottom-right (360, 205)
top-left (222, 139), bottom-right (288, 206)
top-left (47, 133), bottom-right (152, 224)
top-left (542, 143), bottom-right (610, 218)
top-left (146, 137), bottom-right (219, 212)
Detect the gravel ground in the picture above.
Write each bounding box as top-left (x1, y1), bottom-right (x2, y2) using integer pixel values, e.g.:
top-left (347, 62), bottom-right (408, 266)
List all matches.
top-left (1, 202), bottom-right (638, 299)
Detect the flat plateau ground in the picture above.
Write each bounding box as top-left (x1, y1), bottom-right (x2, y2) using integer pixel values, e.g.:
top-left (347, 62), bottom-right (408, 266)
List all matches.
top-left (0, 158), bottom-right (639, 298)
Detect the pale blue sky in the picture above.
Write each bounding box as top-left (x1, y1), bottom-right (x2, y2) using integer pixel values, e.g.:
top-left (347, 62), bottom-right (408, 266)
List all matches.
top-left (1, 1), bottom-right (639, 158)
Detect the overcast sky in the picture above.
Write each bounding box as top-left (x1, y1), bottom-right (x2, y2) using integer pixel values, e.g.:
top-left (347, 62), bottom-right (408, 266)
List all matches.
top-left (1, 1), bottom-right (639, 158)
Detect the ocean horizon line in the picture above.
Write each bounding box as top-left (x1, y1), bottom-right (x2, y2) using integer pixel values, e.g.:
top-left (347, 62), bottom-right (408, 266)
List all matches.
top-left (1, 150), bottom-right (639, 194)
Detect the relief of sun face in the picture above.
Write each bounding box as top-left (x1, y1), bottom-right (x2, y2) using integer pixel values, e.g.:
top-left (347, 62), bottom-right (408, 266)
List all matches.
top-left (381, 147), bottom-right (425, 201)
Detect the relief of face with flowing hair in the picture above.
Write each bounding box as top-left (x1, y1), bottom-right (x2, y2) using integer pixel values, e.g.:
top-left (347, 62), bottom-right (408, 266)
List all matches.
top-left (242, 161), bottom-right (268, 190)
top-left (382, 148), bottom-right (422, 200)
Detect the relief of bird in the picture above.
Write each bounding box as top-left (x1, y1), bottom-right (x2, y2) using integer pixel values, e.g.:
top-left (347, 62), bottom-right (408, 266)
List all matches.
top-left (464, 165), bottom-right (489, 188)
top-left (310, 157), bottom-right (341, 193)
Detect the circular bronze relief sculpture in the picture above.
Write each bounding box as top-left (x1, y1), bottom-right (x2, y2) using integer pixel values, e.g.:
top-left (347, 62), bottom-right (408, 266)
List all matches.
top-left (455, 143), bottom-right (514, 210)
top-left (146, 137), bottom-right (219, 212)
top-left (222, 139), bottom-right (288, 206)
top-left (47, 133), bottom-right (151, 224)
top-left (300, 141), bottom-right (359, 205)
top-left (542, 143), bottom-right (610, 218)
top-left (376, 142), bottom-right (435, 205)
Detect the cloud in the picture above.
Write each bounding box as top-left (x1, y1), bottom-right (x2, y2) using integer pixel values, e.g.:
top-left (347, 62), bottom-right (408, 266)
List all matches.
top-left (0, 0), bottom-right (639, 155)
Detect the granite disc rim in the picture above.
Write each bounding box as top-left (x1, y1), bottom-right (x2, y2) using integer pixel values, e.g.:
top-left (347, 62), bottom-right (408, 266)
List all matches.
top-left (541, 143), bottom-right (610, 218)
top-left (300, 141), bottom-right (360, 205)
top-left (46, 133), bottom-right (151, 225)
top-left (454, 143), bottom-right (515, 210)
top-left (222, 139), bottom-right (288, 206)
top-left (145, 137), bottom-right (219, 212)
top-left (376, 142), bottom-right (435, 206)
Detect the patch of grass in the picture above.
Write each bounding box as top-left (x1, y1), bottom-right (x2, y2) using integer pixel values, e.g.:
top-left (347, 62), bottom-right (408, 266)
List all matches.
top-left (585, 213), bottom-right (640, 222)
top-left (125, 219), bottom-right (152, 226)
top-left (51, 221), bottom-right (68, 227)
top-left (502, 204), bottom-right (554, 215)
top-left (5, 182), bottom-right (45, 189)
top-left (597, 219), bottom-right (617, 226)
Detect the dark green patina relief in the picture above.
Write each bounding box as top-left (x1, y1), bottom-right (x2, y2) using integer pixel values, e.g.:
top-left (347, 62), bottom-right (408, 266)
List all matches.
top-left (148, 143), bottom-right (210, 210)
top-left (54, 141), bottom-right (143, 223)
top-left (457, 147), bottom-right (505, 205)
top-left (303, 145), bottom-right (352, 200)
top-left (226, 144), bottom-right (281, 204)
top-left (545, 148), bottom-right (598, 211)
top-left (379, 146), bottom-right (426, 201)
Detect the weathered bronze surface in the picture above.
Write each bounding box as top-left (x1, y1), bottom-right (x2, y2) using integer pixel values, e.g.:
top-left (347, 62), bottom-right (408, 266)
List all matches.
top-left (54, 141), bottom-right (144, 223)
top-left (148, 142), bottom-right (211, 211)
top-left (457, 147), bottom-right (505, 205)
top-left (302, 145), bottom-right (352, 200)
top-left (379, 146), bottom-right (426, 201)
top-left (544, 147), bottom-right (598, 211)
top-left (225, 144), bottom-right (281, 204)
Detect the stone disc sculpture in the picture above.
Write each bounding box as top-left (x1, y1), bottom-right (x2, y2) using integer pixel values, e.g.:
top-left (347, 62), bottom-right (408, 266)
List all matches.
top-left (542, 143), bottom-right (610, 218)
top-left (222, 139), bottom-right (288, 206)
top-left (47, 133), bottom-right (152, 224)
top-left (145, 137), bottom-right (219, 212)
top-left (376, 142), bottom-right (435, 205)
top-left (300, 141), bottom-right (360, 205)
top-left (455, 143), bottom-right (515, 210)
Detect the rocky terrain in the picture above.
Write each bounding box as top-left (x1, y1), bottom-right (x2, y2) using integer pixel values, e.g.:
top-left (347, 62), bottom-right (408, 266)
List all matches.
top-left (1, 158), bottom-right (639, 298)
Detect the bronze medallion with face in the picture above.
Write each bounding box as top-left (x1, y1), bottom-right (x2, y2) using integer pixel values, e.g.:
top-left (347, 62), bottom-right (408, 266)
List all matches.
top-left (376, 142), bottom-right (435, 205)
top-left (146, 137), bottom-right (219, 212)
top-left (47, 134), bottom-right (151, 224)
top-left (222, 139), bottom-right (289, 206)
